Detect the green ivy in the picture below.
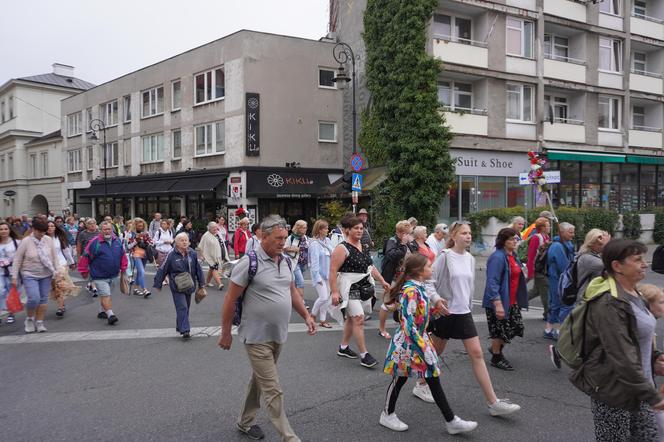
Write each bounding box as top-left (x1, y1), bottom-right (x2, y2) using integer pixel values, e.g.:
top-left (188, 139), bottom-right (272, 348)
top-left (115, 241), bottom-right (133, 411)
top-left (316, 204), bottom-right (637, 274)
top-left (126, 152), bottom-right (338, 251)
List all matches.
top-left (362, 0), bottom-right (455, 229)
top-left (320, 200), bottom-right (352, 227)
top-left (653, 208), bottom-right (664, 244)
top-left (621, 212), bottom-right (642, 240)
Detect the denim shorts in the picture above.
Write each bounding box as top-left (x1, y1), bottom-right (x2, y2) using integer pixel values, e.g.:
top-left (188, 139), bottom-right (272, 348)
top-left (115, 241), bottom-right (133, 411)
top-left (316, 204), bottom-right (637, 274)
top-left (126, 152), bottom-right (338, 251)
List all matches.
top-left (293, 264), bottom-right (305, 289)
top-left (93, 278), bottom-right (117, 297)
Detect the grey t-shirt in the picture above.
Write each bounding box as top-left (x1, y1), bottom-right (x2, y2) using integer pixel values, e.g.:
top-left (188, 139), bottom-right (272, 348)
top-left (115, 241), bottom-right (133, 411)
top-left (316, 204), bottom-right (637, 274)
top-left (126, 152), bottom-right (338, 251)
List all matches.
top-left (629, 292), bottom-right (657, 387)
top-left (231, 247), bottom-right (294, 344)
top-left (77, 229), bottom-right (99, 253)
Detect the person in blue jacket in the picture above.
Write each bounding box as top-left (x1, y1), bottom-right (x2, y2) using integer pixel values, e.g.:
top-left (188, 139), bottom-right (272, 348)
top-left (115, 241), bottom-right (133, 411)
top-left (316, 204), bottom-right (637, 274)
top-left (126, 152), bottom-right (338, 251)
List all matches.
top-left (544, 222), bottom-right (576, 340)
top-left (483, 227), bottom-right (528, 371)
top-left (154, 232), bottom-right (205, 339)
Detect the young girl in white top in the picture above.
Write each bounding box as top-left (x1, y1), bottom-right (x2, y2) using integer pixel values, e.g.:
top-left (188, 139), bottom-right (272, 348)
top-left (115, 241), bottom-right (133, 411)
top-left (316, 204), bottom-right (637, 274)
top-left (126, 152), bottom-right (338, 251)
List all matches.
top-left (429, 221), bottom-right (521, 417)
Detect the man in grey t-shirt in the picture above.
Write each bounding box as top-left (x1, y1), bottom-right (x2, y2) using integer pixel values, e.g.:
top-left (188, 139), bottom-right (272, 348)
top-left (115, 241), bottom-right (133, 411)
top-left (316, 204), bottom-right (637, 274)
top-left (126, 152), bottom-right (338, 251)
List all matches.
top-left (219, 215), bottom-right (315, 442)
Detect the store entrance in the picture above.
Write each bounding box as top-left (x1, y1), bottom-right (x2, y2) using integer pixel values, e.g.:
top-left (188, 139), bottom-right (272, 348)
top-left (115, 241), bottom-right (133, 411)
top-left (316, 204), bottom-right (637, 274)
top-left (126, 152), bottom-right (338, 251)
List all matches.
top-left (258, 198), bottom-right (318, 231)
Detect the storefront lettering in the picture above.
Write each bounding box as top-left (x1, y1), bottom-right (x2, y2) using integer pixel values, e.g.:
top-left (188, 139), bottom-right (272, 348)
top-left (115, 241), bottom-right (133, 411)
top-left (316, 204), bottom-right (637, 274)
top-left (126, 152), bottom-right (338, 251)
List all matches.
top-left (455, 156), bottom-right (513, 169)
top-left (246, 93), bottom-right (260, 157)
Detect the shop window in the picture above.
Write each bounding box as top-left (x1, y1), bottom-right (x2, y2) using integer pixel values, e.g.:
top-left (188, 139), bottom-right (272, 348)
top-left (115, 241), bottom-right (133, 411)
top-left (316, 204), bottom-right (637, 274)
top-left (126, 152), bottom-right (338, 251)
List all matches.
top-left (581, 162), bottom-right (601, 207)
top-left (507, 176), bottom-right (526, 207)
top-left (641, 164), bottom-right (657, 210)
top-left (658, 166), bottom-right (664, 206)
top-left (559, 161), bottom-right (580, 207)
top-left (620, 164), bottom-right (639, 212)
top-left (601, 163), bottom-right (620, 210)
top-left (478, 177), bottom-right (505, 212)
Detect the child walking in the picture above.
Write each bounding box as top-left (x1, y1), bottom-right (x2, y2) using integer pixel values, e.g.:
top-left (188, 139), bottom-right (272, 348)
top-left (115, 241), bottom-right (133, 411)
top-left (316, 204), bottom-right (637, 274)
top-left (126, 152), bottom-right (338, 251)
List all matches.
top-left (380, 253), bottom-right (477, 435)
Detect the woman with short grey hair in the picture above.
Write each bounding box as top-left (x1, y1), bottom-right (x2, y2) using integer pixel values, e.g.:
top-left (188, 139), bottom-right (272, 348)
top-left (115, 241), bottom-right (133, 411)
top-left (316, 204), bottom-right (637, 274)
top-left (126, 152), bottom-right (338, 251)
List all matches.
top-left (199, 222), bottom-right (224, 290)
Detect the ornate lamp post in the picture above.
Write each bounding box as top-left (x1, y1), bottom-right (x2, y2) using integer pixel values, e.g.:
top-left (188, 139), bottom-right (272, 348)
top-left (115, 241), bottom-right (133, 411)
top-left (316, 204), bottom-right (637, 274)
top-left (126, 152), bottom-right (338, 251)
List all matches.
top-left (332, 42), bottom-right (357, 156)
top-left (89, 118), bottom-right (107, 215)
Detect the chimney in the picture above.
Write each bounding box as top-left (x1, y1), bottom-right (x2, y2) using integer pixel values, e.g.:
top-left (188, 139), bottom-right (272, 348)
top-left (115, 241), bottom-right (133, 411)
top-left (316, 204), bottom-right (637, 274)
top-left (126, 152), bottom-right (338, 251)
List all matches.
top-left (52, 63), bottom-right (74, 77)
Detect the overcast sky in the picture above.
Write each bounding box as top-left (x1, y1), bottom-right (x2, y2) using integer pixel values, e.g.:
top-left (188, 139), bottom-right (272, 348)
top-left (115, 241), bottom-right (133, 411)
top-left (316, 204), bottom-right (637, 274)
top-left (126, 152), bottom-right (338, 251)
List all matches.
top-left (2, 0), bottom-right (330, 85)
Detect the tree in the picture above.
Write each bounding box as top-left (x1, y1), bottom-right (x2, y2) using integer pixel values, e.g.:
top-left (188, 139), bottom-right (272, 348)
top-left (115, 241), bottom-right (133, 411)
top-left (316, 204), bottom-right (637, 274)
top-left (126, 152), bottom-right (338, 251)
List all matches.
top-left (361, 0), bottom-right (455, 230)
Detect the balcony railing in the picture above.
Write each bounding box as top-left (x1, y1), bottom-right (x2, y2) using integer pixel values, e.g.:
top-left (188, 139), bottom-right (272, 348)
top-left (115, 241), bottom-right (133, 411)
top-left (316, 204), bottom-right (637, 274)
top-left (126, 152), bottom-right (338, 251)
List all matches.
top-left (441, 106), bottom-right (488, 116)
top-left (631, 68), bottom-right (664, 78)
top-left (544, 53), bottom-right (586, 66)
top-left (632, 124), bottom-right (663, 132)
top-left (549, 117), bottom-right (585, 125)
top-left (632, 12), bottom-right (664, 24)
top-left (432, 34), bottom-right (488, 48)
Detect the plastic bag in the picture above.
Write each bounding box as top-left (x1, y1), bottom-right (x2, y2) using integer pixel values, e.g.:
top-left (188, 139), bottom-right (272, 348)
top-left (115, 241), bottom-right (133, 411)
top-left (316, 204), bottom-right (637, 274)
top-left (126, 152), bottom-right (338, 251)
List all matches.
top-left (6, 285), bottom-right (23, 313)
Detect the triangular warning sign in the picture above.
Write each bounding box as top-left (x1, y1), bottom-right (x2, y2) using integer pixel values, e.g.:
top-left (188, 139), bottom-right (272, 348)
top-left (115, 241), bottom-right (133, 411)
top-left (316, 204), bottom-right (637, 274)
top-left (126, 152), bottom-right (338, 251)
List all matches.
top-left (353, 175), bottom-right (361, 188)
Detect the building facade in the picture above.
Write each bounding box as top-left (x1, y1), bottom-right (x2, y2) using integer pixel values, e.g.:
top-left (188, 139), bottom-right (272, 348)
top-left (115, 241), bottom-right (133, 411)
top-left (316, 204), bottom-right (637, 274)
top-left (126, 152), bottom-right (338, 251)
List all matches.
top-left (331, 0), bottom-right (664, 222)
top-left (0, 64), bottom-right (94, 216)
top-left (62, 30), bottom-right (343, 228)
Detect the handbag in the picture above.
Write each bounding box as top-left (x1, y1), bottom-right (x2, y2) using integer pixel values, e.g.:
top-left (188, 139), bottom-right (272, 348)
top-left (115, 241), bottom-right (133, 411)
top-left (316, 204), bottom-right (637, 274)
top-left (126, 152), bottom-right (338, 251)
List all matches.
top-left (174, 254), bottom-right (195, 292)
top-left (6, 284), bottom-right (23, 313)
top-left (120, 273), bottom-right (130, 295)
top-left (195, 286), bottom-right (207, 304)
top-left (349, 276), bottom-right (375, 301)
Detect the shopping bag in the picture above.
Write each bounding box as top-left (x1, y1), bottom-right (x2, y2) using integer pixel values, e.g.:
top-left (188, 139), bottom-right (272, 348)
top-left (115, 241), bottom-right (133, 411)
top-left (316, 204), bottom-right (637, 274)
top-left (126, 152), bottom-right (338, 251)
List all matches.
top-left (6, 285), bottom-right (23, 313)
top-left (120, 274), bottom-right (130, 295)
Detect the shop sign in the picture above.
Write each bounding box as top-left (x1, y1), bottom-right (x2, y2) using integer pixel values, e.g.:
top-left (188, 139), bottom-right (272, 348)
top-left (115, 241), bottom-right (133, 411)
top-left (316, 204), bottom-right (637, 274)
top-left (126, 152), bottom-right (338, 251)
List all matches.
top-left (275, 193), bottom-right (313, 198)
top-left (246, 170), bottom-right (335, 196)
top-left (451, 149), bottom-right (531, 177)
top-left (246, 93), bottom-right (260, 157)
top-left (518, 170), bottom-right (561, 185)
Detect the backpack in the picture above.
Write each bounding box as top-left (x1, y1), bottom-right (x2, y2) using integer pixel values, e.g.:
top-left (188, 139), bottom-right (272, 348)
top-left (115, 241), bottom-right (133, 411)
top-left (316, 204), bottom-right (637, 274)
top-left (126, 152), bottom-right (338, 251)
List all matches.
top-left (534, 235), bottom-right (554, 276)
top-left (232, 250), bottom-right (292, 326)
top-left (556, 295), bottom-right (601, 369)
top-left (558, 254), bottom-right (592, 306)
top-left (653, 245), bottom-right (664, 274)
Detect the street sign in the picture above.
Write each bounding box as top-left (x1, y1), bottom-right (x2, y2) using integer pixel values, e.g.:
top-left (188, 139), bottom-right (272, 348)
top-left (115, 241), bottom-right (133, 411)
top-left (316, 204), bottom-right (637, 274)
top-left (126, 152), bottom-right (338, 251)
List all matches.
top-left (519, 170), bottom-right (561, 185)
top-left (350, 154), bottom-right (363, 172)
top-left (351, 173), bottom-right (363, 191)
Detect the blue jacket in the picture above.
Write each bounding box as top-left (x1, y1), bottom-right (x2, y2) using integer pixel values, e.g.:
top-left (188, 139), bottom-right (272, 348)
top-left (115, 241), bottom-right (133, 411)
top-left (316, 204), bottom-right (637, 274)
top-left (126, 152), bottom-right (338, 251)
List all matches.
top-left (84, 235), bottom-right (126, 280)
top-left (482, 248), bottom-right (528, 312)
top-left (308, 237), bottom-right (332, 284)
top-left (153, 248), bottom-right (204, 295)
top-left (547, 235), bottom-right (575, 294)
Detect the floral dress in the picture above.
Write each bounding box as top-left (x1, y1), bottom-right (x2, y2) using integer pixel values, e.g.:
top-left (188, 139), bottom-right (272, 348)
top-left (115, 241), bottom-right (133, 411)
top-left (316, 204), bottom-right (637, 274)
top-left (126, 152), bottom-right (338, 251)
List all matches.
top-left (383, 280), bottom-right (440, 378)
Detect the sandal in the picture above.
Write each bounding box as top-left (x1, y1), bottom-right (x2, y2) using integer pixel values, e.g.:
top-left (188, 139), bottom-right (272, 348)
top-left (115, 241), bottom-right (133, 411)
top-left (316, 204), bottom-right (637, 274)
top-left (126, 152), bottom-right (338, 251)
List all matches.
top-left (490, 356), bottom-right (514, 371)
top-left (319, 322), bottom-right (332, 329)
top-left (378, 330), bottom-right (391, 339)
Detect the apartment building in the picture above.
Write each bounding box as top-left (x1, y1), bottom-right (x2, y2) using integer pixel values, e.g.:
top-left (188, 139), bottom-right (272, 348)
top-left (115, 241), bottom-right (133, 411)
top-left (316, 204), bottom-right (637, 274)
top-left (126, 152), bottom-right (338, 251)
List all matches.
top-left (331, 0), bottom-right (664, 221)
top-left (62, 30), bottom-right (343, 228)
top-left (0, 64), bottom-right (94, 216)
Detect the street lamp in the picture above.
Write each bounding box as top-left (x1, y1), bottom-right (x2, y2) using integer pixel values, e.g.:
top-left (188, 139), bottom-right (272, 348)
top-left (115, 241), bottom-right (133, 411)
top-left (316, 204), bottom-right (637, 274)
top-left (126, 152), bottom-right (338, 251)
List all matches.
top-left (89, 118), bottom-right (107, 215)
top-left (332, 42), bottom-right (357, 156)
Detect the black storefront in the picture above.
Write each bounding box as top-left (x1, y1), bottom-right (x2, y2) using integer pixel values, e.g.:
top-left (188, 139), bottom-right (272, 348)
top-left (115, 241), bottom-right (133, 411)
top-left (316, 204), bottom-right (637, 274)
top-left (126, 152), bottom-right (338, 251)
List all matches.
top-left (75, 170), bottom-right (228, 221)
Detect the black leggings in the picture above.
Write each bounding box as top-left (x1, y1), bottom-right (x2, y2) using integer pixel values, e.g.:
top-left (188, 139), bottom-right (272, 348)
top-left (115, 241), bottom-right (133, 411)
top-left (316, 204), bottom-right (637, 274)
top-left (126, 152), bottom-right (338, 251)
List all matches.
top-left (384, 376), bottom-right (455, 422)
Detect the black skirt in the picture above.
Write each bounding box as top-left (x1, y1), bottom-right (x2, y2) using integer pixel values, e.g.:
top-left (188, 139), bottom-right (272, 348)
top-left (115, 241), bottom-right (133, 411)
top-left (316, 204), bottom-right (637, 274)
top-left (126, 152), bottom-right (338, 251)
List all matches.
top-left (428, 312), bottom-right (478, 340)
top-left (485, 305), bottom-right (524, 343)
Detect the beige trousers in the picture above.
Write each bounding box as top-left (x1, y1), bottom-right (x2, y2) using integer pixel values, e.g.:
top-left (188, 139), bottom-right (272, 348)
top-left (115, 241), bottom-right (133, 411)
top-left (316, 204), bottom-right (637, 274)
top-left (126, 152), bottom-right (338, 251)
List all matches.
top-left (238, 342), bottom-right (300, 442)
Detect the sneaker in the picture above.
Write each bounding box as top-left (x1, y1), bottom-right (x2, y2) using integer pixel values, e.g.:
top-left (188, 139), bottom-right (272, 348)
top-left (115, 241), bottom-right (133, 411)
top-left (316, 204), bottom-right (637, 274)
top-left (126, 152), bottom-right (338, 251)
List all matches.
top-left (412, 382), bottom-right (435, 404)
top-left (364, 314), bottom-right (372, 321)
top-left (379, 411), bottom-right (409, 432)
top-left (92, 288), bottom-right (98, 298)
top-left (543, 330), bottom-right (557, 340)
top-left (235, 422), bottom-right (265, 440)
top-left (36, 321), bottom-right (47, 333)
top-left (142, 289), bottom-right (151, 299)
top-left (6, 314), bottom-right (15, 324)
top-left (337, 346), bottom-right (359, 359)
top-left (107, 315), bottom-right (119, 325)
top-left (488, 399), bottom-right (521, 416)
top-left (360, 352), bottom-right (378, 368)
top-left (24, 317), bottom-right (36, 333)
top-left (132, 289), bottom-right (142, 296)
top-left (56, 308), bottom-right (65, 317)
top-left (445, 416), bottom-right (478, 435)
top-left (97, 312), bottom-right (108, 319)
top-left (182, 331), bottom-right (191, 340)
top-left (549, 345), bottom-right (562, 369)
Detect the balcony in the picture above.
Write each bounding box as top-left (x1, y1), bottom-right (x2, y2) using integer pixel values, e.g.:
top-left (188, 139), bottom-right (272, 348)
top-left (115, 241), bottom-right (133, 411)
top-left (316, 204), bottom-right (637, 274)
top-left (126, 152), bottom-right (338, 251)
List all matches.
top-left (631, 13), bottom-right (664, 40)
top-left (598, 130), bottom-right (623, 147)
top-left (544, 55), bottom-right (586, 83)
top-left (432, 36), bottom-right (488, 69)
top-left (543, 0), bottom-right (587, 23)
top-left (630, 70), bottom-right (664, 95)
top-left (629, 126), bottom-right (663, 148)
top-left (599, 12), bottom-right (624, 31)
top-left (443, 108), bottom-right (488, 136)
top-left (543, 119), bottom-right (586, 143)
top-left (598, 71), bottom-right (623, 89)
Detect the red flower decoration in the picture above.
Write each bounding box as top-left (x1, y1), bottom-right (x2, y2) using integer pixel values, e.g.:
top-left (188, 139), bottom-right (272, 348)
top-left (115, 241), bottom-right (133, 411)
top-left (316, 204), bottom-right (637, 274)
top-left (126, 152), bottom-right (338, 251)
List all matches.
top-left (235, 207), bottom-right (246, 217)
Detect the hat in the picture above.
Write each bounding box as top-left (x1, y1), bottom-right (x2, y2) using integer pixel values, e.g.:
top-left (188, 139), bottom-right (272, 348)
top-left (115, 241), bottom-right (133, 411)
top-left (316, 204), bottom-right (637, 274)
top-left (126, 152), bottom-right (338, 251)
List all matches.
top-left (539, 210), bottom-right (554, 220)
top-left (358, 209), bottom-right (368, 215)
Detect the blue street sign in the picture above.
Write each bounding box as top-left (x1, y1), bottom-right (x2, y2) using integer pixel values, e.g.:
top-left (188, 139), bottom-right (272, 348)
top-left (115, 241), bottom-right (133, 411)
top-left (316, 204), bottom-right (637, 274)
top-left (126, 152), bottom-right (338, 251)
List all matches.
top-left (350, 154), bottom-right (363, 172)
top-left (352, 173), bottom-right (363, 191)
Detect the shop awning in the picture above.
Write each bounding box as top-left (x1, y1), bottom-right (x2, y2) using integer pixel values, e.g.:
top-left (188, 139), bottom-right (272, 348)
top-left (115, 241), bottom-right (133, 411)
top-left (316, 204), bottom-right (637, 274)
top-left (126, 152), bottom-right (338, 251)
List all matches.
top-left (546, 150), bottom-right (626, 163)
top-left (77, 173), bottom-right (227, 198)
top-left (166, 175), bottom-right (226, 194)
top-left (626, 155), bottom-right (664, 165)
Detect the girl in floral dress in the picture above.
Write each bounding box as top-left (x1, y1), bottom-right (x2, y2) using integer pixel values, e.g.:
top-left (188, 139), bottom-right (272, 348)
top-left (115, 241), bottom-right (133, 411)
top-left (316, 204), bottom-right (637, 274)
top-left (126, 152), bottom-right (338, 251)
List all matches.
top-left (380, 253), bottom-right (478, 435)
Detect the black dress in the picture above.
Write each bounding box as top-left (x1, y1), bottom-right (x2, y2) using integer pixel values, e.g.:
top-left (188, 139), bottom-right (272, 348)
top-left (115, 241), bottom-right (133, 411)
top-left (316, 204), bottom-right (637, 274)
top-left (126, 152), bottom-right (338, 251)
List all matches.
top-left (338, 241), bottom-right (373, 300)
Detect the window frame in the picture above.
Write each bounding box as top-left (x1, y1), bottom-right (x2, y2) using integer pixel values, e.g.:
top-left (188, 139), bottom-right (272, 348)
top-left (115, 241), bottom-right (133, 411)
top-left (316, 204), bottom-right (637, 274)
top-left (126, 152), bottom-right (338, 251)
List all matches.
top-left (600, 0), bottom-right (622, 16)
top-left (194, 67), bottom-right (225, 105)
top-left (437, 80), bottom-right (474, 112)
top-left (67, 112), bottom-right (82, 137)
top-left (634, 0), bottom-right (646, 17)
top-left (29, 154), bottom-right (37, 178)
top-left (102, 142), bottom-right (119, 168)
top-left (598, 95), bottom-right (621, 131)
top-left (544, 94), bottom-right (569, 123)
top-left (506, 83), bottom-right (534, 123)
top-left (543, 34), bottom-right (569, 61)
top-left (141, 85), bottom-right (164, 119)
top-left (632, 105), bottom-right (646, 129)
top-left (599, 37), bottom-right (622, 73)
top-left (318, 68), bottom-right (337, 89)
top-left (8, 96), bottom-right (13, 119)
top-left (123, 95), bottom-right (132, 123)
top-left (86, 146), bottom-right (93, 171)
top-left (194, 121), bottom-right (226, 156)
top-left (171, 79), bottom-right (181, 111)
top-left (633, 51), bottom-right (647, 74)
top-left (67, 149), bottom-right (82, 173)
top-left (85, 107), bottom-right (93, 132)
top-left (141, 133), bottom-right (165, 164)
top-left (506, 17), bottom-right (533, 58)
top-left (172, 129), bottom-right (182, 159)
top-left (40, 152), bottom-right (48, 177)
top-left (1, 101), bottom-right (5, 122)
top-left (318, 121), bottom-right (337, 143)
top-left (99, 100), bottom-right (118, 127)
top-left (432, 13), bottom-right (473, 43)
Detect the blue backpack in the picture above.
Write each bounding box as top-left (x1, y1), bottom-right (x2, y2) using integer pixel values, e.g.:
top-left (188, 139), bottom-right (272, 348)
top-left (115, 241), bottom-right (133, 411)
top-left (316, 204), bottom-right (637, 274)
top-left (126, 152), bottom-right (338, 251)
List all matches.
top-left (232, 250), bottom-right (292, 326)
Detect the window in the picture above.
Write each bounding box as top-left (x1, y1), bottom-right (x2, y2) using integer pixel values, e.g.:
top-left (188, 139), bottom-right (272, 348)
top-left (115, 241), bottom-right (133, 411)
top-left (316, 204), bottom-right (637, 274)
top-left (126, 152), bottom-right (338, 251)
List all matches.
top-left (633, 52), bottom-right (647, 74)
top-left (544, 34), bottom-right (569, 60)
top-left (7, 154), bottom-right (12, 180)
top-left (318, 121), bottom-right (337, 142)
top-left (67, 112), bottom-right (82, 137)
top-left (123, 139), bottom-right (132, 166)
top-left (171, 80), bottom-right (181, 110)
top-left (544, 95), bottom-right (568, 122)
top-left (437, 81), bottom-right (473, 111)
top-left (598, 96), bottom-right (621, 130)
top-left (194, 68), bottom-right (225, 104)
top-left (318, 68), bottom-right (336, 88)
top-left (123, 95), bottom-right (131, 122)
top-left (195, 121), bottom-right (225, 155)
top-left (29, 154), bottom-right (37, 178)
top-left (99, 100), bottom-right (118, 126)
top-left (87, 146), bottom-right (93, 170)
top-left (172, 129), bottom-right (181, 158)
top-left (67, 149), bottom-right (82, 172)
top-left (506, 83), bottom-right (533, 122)
top-left (506, 17), bottom-right (533, 58)
top-left (600, 0), bottom-right (621, 16)
top-left (599, 37), bottom-right (622, 72)
top-left (142, 86), bottom-right (164, 118)
top-left (142, 133), bottom-right (164, 162)
top-left (40, 152), bottom-right (48, 177)
top-left (634, 0), bottom-right (647, 17)
top-left (101, 142), bottom-right (119, 168)
top-left (433, 14), bottom-right (472, 43)
top-left (86, 107), bottom-right (92, 132)
top-left (8, 97), bottom-right (13, 119)
top-left (1, 101), bottom-right (4, 122)
top-left (633, 105), bottom-right (646, 128)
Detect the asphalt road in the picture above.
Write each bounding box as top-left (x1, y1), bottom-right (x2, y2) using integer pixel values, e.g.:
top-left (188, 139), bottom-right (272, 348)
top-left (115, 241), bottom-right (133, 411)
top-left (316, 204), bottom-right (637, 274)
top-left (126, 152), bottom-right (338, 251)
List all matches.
top-left (2, 266), bottom-right (664, 441)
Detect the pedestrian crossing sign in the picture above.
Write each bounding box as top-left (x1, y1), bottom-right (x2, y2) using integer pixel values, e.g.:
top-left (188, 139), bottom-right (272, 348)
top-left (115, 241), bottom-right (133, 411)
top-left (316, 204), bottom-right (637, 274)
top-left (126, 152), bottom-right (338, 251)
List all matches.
top-left (352, 173), bottom-right (362, 191)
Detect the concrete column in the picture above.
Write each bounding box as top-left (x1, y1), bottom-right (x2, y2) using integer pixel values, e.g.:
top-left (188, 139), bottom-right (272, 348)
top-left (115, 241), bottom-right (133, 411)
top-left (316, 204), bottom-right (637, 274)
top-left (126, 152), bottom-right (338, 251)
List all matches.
top-left (536, 0), bottom-right (545, 149)
top-left (622, 0), bottom-right (631, 151)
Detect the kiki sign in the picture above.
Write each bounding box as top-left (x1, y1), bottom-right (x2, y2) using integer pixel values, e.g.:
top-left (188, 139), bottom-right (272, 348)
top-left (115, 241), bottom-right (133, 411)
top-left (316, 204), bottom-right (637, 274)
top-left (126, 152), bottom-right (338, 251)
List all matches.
top-left (246, 93), bottom-right (260, 157)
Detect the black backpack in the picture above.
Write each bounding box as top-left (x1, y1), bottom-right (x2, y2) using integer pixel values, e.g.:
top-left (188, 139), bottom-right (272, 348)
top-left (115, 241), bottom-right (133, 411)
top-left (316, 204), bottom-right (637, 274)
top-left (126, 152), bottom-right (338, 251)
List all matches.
top-left (653, 245), bottom-right (664, 274)
top-left (534, 236), bottom-right (554, 276)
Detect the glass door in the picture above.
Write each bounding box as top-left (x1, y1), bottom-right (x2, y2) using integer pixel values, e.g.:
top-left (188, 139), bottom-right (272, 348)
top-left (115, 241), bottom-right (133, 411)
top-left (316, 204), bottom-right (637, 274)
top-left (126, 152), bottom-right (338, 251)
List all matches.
top-left (460, 176), bottom-right (477, 219)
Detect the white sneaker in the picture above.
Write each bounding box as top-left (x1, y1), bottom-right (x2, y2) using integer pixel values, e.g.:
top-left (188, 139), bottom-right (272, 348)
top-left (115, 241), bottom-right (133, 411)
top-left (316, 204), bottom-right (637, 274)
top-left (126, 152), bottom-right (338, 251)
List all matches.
top-left (36, 321), bottom-right (47, 333)
top-left (24, 317), bottom-right (36, 333)
top-left (445, 416), bottom-right (478, 435)
top-left (488, 399), bottom-right (521, 416)
top-left (379, 411), bottom-right (409, 432)
top-left (412, 382), bottom-right (435, 403)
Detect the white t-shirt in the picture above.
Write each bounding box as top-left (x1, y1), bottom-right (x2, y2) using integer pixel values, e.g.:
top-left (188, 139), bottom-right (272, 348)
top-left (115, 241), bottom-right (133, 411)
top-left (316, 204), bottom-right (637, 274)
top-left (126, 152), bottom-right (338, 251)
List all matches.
top-left (426, 234), bottom-right (445, 256)
top-left (0, 238), bottom-right (19, 271)
top-left (446, 250), bottom-right (475, 314)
